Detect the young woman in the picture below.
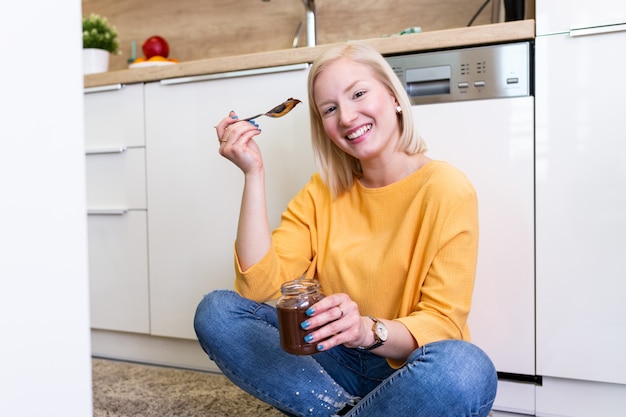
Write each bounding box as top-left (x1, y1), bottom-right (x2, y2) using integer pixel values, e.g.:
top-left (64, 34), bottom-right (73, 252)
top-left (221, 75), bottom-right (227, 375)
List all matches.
top-left (195, 42), bottom-right (497, 417)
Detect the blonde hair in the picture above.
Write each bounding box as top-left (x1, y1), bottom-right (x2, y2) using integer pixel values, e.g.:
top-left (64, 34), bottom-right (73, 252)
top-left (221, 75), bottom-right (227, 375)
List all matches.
top-left (307, 41), bottom-right (427, 198)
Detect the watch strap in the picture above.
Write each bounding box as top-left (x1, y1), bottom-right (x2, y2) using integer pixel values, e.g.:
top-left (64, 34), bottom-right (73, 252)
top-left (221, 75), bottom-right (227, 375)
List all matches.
top-left (363, 316), bottom-right (385, 351)
top-left (363, 340), bottom-right (384, 351)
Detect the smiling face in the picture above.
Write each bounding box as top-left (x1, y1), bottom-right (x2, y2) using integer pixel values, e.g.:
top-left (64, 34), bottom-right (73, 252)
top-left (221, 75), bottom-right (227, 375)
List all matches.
top-left (313, 57), bottom-right (401, 165)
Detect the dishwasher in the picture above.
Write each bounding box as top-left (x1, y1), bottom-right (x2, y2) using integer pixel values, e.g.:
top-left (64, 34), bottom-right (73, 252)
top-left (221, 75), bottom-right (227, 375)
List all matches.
top-left (387, 42), bottom-right (537, 415)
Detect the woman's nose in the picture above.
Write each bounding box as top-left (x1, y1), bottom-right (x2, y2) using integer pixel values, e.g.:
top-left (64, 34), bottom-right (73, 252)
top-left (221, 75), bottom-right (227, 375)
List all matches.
top-left (338, 104), bottom-right (357, 126)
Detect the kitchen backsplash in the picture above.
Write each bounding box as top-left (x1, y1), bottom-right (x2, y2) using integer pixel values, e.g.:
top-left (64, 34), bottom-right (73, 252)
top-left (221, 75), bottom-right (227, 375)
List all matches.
top-left (82, 0), bottom-right (523, 71)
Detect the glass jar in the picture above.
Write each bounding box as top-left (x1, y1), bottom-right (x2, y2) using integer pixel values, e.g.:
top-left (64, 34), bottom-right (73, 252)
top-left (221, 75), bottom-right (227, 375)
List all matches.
top-left (276, 278), bottom-right (325, 355)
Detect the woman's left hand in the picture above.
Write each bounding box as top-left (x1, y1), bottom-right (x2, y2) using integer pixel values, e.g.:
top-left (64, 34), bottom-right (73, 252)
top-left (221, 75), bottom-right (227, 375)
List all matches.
top-left (302, 293), bottom-right (373, 351)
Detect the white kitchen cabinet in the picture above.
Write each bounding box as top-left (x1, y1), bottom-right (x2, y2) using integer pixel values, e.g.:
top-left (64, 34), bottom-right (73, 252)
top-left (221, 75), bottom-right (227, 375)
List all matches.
top-left (87, 211), bottom-right (150, 333)
top-left (535, 15), bottom-right (626, 388)
top-left (84, 83), bottom-right (145, 148)
top-left (535, 3), bottom-right (626, 415)
top-left (144, 65), bottom-right (316, 339)
top-left (536, 0), bottom-right (626, 35)
top-left (84, 83), bottom-right (150, 334)
top-left (85, 147), bottom-right (147, 210)
top-left (535, 32), bottom-right (626, 387)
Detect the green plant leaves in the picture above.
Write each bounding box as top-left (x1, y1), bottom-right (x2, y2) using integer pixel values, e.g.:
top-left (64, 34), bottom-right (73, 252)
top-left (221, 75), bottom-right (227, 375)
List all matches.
top-left (82, 13), bottom-right (119, 54)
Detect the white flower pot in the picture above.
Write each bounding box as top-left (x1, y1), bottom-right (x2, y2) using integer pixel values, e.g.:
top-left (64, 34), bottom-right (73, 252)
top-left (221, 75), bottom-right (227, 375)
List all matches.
top-left (83, 48), bottom-right (110, 75)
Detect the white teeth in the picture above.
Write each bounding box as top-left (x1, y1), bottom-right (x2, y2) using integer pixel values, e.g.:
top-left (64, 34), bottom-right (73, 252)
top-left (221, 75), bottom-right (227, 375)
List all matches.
top-left (346, 124), bottom-right (371, 140)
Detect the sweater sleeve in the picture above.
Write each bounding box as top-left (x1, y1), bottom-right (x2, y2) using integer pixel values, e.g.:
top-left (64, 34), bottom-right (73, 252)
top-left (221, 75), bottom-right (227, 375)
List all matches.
top-left (233, 174), bottom-right (323, 302)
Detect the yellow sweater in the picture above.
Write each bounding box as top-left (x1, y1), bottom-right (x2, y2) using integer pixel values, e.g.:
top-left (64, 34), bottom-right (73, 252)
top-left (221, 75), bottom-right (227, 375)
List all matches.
top-left (235, 160), bottom-right (478, 365)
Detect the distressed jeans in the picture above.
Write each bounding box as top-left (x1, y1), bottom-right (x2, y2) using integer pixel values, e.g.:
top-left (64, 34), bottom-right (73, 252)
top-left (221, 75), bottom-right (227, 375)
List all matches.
top-left (194, 290), bottom-right (497, 417)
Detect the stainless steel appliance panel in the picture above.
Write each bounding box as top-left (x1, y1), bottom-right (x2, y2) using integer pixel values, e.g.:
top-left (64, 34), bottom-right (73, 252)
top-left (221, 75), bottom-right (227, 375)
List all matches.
top-left (386, 42), bottom-right (530, 104)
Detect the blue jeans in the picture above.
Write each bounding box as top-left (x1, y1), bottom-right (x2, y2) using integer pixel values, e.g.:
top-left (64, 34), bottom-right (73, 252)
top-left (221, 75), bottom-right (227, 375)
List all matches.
top-left (194, 290), bottom-right (497, 417)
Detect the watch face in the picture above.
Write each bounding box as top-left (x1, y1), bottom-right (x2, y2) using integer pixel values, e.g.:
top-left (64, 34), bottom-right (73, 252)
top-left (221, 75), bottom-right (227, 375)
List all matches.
top-left (375, 322), bottom-right (388, 341)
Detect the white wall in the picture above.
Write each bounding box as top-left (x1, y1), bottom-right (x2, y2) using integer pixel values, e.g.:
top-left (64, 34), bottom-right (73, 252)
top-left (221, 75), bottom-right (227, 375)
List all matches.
top-left (0, 1), bottom-right (93, 416)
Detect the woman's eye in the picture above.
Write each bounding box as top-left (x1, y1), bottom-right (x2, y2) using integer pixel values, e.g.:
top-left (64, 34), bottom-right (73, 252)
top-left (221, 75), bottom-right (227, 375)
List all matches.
top-left (354, 90), bottom-right (366, 98)
top-left (322, 106), bottom-right (336, 115)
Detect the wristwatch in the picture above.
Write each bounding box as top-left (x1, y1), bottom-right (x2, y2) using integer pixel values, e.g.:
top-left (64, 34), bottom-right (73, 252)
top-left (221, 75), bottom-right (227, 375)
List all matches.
top-left (363, 316), bottom-right (388, 351)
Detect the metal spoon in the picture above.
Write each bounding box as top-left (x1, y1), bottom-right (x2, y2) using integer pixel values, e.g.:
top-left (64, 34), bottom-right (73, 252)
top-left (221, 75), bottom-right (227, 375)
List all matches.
top-left (241, 98), bottom-right (302, 121)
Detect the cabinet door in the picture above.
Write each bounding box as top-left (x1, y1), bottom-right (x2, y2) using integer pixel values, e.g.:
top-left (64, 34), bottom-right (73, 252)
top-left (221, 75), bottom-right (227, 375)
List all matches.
top-left (84, 83), bottom-right (145, 148)
top-left (536, 0), bottom-right (626, 35)
top-left (87, 211), bottom-right (150, 333)
top-left (145, 66), bottom-right (316, 339)
top-left (535, 32), bottom-right (626, 385)
top-left (85, 148), bottom-right (147, 210)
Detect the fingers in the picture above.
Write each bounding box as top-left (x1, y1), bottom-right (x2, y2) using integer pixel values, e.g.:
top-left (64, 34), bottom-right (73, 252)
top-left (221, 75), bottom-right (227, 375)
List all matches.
top-left (215, 111), bottom-right (239, 143)
top-left (301, 294), bottom-right (360, 352)
top-left (305, 293), bottom-right (352, 322)
top-left (215, 111), bottom-right (261, 146)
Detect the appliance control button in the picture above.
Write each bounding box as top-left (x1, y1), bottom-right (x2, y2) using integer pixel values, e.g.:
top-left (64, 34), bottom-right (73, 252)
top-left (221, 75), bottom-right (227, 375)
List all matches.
top-left (474, 81), bottom-right (486, 87)
top-left (458, 82), bottom-right (470, 89)
top-left (507, 77), bottom-right (520, 84)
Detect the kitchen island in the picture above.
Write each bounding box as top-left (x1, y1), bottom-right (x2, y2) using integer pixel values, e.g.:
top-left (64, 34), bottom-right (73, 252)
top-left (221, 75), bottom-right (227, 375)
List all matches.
top-left (84, 20), bottom-right (534, 88)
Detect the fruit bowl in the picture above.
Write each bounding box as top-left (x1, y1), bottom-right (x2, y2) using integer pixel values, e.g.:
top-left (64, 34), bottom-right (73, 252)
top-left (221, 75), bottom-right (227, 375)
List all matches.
top-left (129, 56), bottom-right (178, 68)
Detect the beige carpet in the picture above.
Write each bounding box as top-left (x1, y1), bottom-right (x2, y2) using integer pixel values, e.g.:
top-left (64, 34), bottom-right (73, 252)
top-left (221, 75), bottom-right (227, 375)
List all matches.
top-left (92, 358), bottom-right (283, 417)
top-left (93, 357), bottom-right (495, 416)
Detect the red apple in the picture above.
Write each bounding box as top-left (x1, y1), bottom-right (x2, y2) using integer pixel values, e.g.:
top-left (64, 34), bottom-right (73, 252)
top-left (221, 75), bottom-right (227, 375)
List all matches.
top-left (142, 36), bottom-right (169, 58)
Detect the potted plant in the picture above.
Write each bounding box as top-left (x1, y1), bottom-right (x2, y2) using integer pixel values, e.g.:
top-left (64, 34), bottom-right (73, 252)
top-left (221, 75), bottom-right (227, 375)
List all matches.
top-left (82, 13), bottom-right (119, 75)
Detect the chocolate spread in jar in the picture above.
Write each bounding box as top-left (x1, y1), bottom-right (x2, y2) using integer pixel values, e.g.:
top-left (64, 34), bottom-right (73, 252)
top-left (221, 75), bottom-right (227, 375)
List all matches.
top-left (276, 278), bottom-right (325, 355)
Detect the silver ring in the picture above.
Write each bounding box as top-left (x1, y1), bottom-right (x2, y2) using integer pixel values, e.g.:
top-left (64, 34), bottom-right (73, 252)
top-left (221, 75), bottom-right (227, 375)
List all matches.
top-left (337, 306), bottom-right (344, 318)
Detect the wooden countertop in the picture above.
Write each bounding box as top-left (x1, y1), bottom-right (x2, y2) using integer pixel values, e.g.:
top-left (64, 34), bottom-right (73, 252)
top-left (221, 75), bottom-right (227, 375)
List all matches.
top-left (84, 20), bottom-right (535, 88)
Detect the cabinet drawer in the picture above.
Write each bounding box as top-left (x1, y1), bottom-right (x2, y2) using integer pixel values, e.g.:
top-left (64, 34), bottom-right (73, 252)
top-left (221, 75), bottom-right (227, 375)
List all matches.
top-left (86, 147), bottom-right (146, 210)
top-left (84, 83), bottom-right (145, 148)
top-left (87, 210), bottom-right (150, 334)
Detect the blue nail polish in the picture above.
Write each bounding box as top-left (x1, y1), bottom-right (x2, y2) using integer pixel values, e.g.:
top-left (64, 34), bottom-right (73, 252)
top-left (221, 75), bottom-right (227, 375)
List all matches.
top-left (301, 320), bottom-right (310, 330)
top-left (317, 344), bottom-right (324, 351)
top-left (231, 115), bottom-right (238, 119)
top-left (306, 307), bottom-right (315, 316)
top-left (304, 334), bottom-right (314, 343)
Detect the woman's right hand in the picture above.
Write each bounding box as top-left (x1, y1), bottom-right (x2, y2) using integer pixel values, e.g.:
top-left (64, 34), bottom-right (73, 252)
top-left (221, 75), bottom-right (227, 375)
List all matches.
top-left (215, 111), bottom-right (263, 175)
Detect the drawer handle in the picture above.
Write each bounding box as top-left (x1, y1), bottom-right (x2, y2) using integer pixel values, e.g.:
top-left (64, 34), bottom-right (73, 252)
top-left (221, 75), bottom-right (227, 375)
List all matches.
top-left (160, 63), bottom-right (310, 85)
top-left (87, 209), bottom-right (128, 215)
top-left (84, 84), bottom-right (124, 94)
top-left (570, 23), bottom-right (626, 37)
top-left (85, 147), bottom-right (128, 155)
